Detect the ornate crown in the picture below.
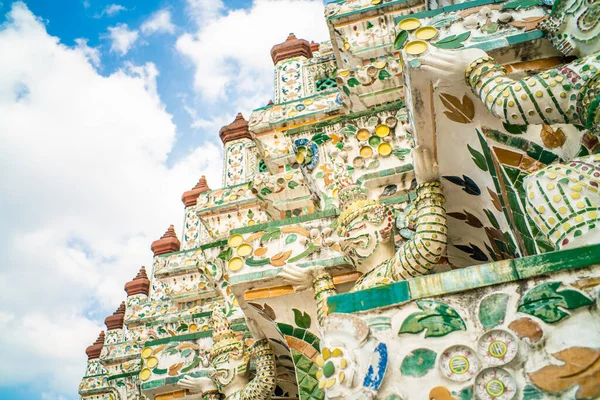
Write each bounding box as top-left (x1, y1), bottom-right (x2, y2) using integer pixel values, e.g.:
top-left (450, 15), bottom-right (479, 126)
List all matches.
top-left (210, 306), bottom-right (245, 359)
top-left (333, 161), bottom-right (385, 236)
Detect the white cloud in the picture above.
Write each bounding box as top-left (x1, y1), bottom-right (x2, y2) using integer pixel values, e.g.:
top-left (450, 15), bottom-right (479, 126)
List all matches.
top-left (74, 38), bottom-right (100, 67)
top-left (95, 3), bottom-right (126, 18)
top-left (106, 23), bottom-right (138, 55)
top-left (141, 9), bottom-right (176, 35)
top-left (0, 2), bottom-right (222, 398)
top-left (176, 0), bottom-right (329, 106)
top-left (186, 0), bottom-right (225, 25)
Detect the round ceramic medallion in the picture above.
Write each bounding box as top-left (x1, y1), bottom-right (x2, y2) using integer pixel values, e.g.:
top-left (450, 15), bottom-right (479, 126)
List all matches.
top-left (378, 142), bottom-right (393, 157)
top-left (397, 18), bottom-right (421, 31)
top-left (357, 129), bottom-right (370, 142)
top-left (477, 330), bottom-right (518, 366)
top-left (236, 243), bottom-right (253, 257)
top-left (405, 40), bottom-right (429, 55)
top-left (415, 26), bottom-right (438, 40)
top-left (375, 124), bottom-right (391, 137)
top-left (228, 234), bottom-right (244, 248)
top-left (369, 135), bottom-right (382, 146)
top-left (228, 257), bottom-right (244, 272)
top-left (353, 156), bottom-right (365, 168)
top-left (474, 368), bottom-right (517, 400)
top-left (439, 345), bottom-right (480, 382)
top-left (146, 356), bottom-right (158, 368)
top-left (360, 146), bottom-right (373, 158)
top-left (140, 368), bottom-right (152, 381)
top-left (141, 347), bottom-right (152, 359)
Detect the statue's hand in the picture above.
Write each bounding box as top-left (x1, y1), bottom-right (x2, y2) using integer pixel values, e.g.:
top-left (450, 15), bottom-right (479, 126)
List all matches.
top-left (413, 146), bottom-right (439, 183)
top-left (278, 265), bottom-right (325, 291)
top-left (418, 48), bottom-right (487, 83)
top-left (178, 374), bottom-right (217, 393)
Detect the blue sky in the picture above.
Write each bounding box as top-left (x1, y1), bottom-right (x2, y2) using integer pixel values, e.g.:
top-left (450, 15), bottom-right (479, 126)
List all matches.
top-left (0, 0), bottom-right (329, 399)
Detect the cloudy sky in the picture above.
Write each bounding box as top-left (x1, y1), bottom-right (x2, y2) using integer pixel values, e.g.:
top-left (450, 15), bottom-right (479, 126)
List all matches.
top-left (0, 0), bottom-right (329, 398)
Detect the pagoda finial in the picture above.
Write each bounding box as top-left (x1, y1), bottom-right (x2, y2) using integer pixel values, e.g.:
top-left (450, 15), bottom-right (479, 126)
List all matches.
top-left (151, 225), bottom-right (181, 256)
top-left (104, 302), bottom-right (126, 330)
top-left (270, 33), bottom-right (313, 65)
top-left (219, 113), bottom-right (252, 145)
top-left (125, 266), bottom-right (151, 297)
top-left (85, 330), bottom-right (105, 360)
top-left (182, 175), bottom-right (211, 207)
top-left (310, 41), bottom-right (320, 52)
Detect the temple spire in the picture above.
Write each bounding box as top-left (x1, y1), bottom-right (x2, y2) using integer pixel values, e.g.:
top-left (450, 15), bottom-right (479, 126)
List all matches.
top-left (182, 175), bottom-right (211, 207)
top-left (151, 225), bottom-right (181, 256)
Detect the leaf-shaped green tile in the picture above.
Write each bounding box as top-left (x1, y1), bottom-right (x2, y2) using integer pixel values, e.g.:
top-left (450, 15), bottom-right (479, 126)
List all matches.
top-left (432, 31), bottom-right (471, 49)
top-left (468, 144), bottom-right (488, 172)
top-left (398, 300), bottom-right (466, 338)
top-left (394, 30), bottom-right (408, 50)
top-left (517, 282), bottom-right (593, 323)
top-left (479, 293), bottom-right (509, 328)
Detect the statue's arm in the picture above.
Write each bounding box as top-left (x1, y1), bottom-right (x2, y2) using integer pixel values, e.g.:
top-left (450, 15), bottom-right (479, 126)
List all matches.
top-left (465, 55), bottom-right (581, 127)
top-left (240, 339), bottom-right (276, 400)
top-left (278, 265), bottom-right (337, 326)
top-left (391, 181), bottom-right (447, 280)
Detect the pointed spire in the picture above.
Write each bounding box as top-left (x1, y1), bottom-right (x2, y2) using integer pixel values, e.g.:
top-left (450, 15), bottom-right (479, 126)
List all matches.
top-left (219, 113), bottom-right (252, 145)
top-left (104, 302), bottom-right (126, 330)
top-left (267, 100), bottom-right (274, 106)
top-left (125, 266), bottom-right (151, 297)
top-left (85, 331), bottom-right (105, 360)
top-left (182, 175), bottom-right (211, 207)
top-left (270, 33), bottom-right (313, 65)
top-left (151, 225), bottom-right (181, 256)
top-left (310, 41), bottom-right (320, 52)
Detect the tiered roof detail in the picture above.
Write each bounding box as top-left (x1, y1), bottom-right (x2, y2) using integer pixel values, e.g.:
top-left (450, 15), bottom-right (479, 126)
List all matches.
top-left (124, 266), bottom-right (150, 297)
top-left (104, 302), bottom-right (126, 330)
top-left (219, 113), bottom-right (252, 145)
top-left (270, 33), bottom-right (313, 65)
top-left (151, 225), bottom-right (181, 256)
top-left (85, 331), bottom-right (105, 360)
top-left (181, 175), bottom-right (211, 207)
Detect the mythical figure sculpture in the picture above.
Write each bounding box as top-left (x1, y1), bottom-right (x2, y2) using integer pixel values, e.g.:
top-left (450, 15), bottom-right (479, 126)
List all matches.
top-left (178, 306), bottom-right (276, 400)
top-left (279, 147), bottom-right (447, 324)
top-left (420, 0), bottom-right (600, 250)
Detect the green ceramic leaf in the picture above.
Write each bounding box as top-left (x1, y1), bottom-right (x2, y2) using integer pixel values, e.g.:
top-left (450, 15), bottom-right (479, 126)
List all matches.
top-left (245, 257), bottom-right (270, 267)
top-left (218, 247), bottom-right (232, 261)
top-left (400, 348), bottom-right (436, 377)
top-left (393, 148), bottom-right (411, 160)
top-left (261, 187), bottom-right (272, 196)
top-left (288, 243), bottom-right (319, 263)
top-left (479, 293), bottom-right (509, 328)
top-left (518, 282), bottom-right (593, 323)
top-left (454, 387), bottom-right (474, 400)
top-left (260, 227), bottom-right (281, 242)
top-left (432, 32), bottom-right (471, 49)
top-left (340, 124), bottom-right (358, 136)
top-left (293, 308), bottom-right (312, 329)
top-left (394, 30), bottom-right (408, 50)
top-left (503, 122), bottom-right (528, 134)
top-left (378, 69), bottom-right (392, 81)
top-left (481, 23), bottom-right (499, 34)
top-left (522, 385), bottom-right (543, 399)
top-left (285, 234), bottom-right (298, 244)
top-left (483, 209), bottom-right (501, 230)
top-left (347, 78), bottom-right (361, 87)
top-left (398, 300), bottom-right (466, 337)
top-left (288, 181), bottom-right (299, 189)
top-left (468, 144), bottom-right (488, 172)
top-left (342, 85), bottom-right (351, 96)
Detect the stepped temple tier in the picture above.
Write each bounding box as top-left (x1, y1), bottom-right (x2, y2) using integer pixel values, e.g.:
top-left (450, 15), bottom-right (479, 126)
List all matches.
top-left (79, 0), bottom-right (600, 399)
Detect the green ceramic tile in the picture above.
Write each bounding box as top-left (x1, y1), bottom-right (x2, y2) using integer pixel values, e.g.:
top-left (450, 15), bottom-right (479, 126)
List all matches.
top-left (327, 280), bottom-right (410, 313)
top-left (515, 243), bottom-right (600, 279)
top-left (408, 260), bottom-right (518, 299)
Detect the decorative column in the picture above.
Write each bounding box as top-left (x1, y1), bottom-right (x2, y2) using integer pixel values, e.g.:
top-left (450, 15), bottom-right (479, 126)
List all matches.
top-left (124, 266), bottom-right (150, 319)
top-left (181, 176), bottom-right (211, 250)
top-left (219, 113), bottom-right (257, 187)
top-left (270, 33), bottom-right (313, 103)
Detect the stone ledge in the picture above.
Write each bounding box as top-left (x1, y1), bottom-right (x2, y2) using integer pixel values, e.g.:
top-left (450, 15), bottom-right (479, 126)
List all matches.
top-left (327, 243), bottom-right (600, 314)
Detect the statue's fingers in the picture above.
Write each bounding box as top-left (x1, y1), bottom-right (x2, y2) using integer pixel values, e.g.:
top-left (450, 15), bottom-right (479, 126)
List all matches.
top-left (419, 65), bottom-right (451, 77)
top-left (279, 272), bottom-right (303, 283)
top-left (419, 56), bottom-right (452, 69)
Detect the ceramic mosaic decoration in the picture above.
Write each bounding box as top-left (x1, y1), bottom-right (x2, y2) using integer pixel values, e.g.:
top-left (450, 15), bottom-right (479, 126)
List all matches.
top-left (79, 0), bottom-right (600, 399)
